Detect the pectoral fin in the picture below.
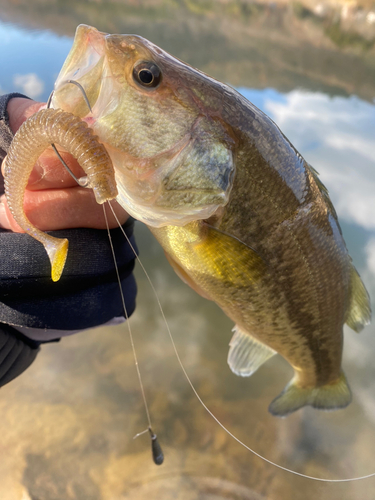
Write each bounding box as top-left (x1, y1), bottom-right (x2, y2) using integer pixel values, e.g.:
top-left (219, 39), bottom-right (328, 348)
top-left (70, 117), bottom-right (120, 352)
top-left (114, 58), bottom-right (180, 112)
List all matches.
top-left (268, 372), bottom-right (352, 417)
top-left (345, 264), bottom-right (371, 333)
top-left (151, 222), bottom-right (267, 294)
top-left (228, 325), bottom-right (276, 377)
top-left (163, 251), bottom-right (213, 300)
top-left (194, 223), bottom-right (268, 289)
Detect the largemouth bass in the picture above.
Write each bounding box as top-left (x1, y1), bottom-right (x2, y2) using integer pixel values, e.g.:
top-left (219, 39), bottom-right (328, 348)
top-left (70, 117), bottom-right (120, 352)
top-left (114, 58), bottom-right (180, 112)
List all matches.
top-left (7, 25), bottom-right (372, 416)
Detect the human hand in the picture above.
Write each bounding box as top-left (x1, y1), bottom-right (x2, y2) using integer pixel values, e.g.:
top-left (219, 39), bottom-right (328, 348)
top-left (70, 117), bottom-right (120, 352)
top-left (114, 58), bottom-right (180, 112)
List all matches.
top-left (0, 97), bottom-right (129, 232)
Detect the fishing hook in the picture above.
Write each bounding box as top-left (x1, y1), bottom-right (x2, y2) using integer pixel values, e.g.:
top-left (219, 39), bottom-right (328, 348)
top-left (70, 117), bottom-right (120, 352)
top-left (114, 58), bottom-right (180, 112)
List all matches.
top-left (47, 79), bottom-right (94, 188)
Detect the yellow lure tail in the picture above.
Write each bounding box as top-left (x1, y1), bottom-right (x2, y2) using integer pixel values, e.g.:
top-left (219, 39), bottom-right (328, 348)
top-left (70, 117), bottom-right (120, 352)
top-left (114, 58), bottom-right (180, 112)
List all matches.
top-left (45, 237), bottom-right (69, 282)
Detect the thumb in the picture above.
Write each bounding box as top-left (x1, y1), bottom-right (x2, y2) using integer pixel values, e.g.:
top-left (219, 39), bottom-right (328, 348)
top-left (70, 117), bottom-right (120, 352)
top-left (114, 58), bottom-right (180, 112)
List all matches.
top-left (7, 97), bottom-right (45, 134)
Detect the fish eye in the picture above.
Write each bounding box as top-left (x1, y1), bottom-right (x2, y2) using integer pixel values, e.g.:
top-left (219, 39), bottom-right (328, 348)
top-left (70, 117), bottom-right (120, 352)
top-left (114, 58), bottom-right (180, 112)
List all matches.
top-left (133, 61), bottom-right (162, 88)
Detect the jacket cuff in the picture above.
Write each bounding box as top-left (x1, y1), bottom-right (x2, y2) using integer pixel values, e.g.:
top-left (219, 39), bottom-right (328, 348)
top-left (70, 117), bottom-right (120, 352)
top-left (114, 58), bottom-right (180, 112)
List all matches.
top-left (0, 93), bottom-right (31, 185)
top-left (0, 93), bottom-right (31, 127)
top-left (0, 323), bottom-right (40, 387)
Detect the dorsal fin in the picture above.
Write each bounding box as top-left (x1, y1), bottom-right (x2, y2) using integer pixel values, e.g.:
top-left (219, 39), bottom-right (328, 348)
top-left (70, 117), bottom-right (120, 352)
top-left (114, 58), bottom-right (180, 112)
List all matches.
top-left (345, 264), bottom-right (371, 333)
top-left (306, 164), bottom-right (371, 333)
top-left (307, 163), bottom-right (341, 230)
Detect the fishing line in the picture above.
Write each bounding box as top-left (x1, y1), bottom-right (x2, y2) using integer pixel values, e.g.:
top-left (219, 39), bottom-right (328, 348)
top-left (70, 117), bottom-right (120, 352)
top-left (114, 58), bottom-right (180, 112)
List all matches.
top-left (102, 204), bottom-right (164, 465)
top-left (102, 204), bottom-right (152, 430)
top-left (108, 200), bottom-right (375, 483)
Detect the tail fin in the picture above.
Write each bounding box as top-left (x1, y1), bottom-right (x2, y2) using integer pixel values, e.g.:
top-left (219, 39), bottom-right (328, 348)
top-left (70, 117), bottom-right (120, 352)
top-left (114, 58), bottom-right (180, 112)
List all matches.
top-left (268, 372), bottom-right (352, 417)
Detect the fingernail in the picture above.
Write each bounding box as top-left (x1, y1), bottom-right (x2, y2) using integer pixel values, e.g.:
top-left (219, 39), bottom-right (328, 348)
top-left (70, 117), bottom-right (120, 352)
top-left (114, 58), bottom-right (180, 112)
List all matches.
top-left (0, 199), bottom-right (12, 230)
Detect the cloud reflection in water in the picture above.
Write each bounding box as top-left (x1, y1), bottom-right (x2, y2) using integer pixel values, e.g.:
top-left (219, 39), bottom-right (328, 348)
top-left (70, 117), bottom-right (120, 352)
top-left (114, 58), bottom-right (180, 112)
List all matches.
top-left (240, 88), bottom-right (375, 232)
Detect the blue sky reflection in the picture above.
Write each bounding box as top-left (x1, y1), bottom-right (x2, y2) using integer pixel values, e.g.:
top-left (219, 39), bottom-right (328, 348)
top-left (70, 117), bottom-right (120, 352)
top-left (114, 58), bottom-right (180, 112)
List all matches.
top-left (0, 20), bottom-right (72, 99)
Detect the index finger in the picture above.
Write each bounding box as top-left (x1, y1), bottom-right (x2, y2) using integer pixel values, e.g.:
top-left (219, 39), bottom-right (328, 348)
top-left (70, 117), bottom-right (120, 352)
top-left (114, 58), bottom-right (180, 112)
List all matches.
top-left (4, 98), bottom-right (87, 190)
top-left (26, 146), bottom-right (87, 190)
top-left (1, 142), bottom-right (87, 190)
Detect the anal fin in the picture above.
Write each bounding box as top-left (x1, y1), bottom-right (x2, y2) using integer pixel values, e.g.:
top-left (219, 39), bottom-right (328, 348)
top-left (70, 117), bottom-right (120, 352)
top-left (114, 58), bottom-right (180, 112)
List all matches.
top-left (268, 371), bottom-right (352, 417)
top-left (227, 325), bottom-right (276, 377)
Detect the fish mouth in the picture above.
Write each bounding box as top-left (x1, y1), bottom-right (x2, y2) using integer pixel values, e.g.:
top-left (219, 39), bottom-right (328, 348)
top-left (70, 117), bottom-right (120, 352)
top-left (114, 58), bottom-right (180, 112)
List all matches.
top-left (62, 25), bottom-right (106, 80)
top-left (52, 25), bottom-right (106, 116)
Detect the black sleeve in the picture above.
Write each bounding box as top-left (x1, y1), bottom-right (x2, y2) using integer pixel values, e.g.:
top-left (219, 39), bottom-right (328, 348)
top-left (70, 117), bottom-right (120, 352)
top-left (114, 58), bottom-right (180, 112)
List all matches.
top-left (0, 93), bottom-right (31, 158)
top-left (0, 93), bottom-right (138, 386)
top-left (0, 224), bottom-right (138, 330)
top-left (0, 93), bottom-right (31, 193)
top-left (0, 324), bottom-right (40, 387)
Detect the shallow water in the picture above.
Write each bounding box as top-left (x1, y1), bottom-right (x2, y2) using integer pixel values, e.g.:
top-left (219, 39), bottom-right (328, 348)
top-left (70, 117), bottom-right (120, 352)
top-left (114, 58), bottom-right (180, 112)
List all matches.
top-left (0, 2), bottom-right (375, 499)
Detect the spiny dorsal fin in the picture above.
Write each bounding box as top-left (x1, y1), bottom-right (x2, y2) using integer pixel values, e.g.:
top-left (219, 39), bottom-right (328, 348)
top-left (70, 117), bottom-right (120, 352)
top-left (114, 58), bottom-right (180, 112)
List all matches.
top-left (307, 164), bottom-right (341, 229)
top-left (228, 325), bottom-right (276, 377)
top-left (345, 264), bottom-right (371, 333)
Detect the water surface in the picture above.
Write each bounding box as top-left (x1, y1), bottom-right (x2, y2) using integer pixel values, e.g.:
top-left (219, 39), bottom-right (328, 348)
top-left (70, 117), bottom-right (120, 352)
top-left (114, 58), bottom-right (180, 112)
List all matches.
top-left (0, 3), bottom-right (375, 499)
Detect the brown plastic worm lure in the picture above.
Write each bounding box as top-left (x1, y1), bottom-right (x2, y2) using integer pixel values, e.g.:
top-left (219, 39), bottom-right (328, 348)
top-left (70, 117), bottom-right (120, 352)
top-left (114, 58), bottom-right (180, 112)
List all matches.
top-left (3, 108), bottom-right (118, 281)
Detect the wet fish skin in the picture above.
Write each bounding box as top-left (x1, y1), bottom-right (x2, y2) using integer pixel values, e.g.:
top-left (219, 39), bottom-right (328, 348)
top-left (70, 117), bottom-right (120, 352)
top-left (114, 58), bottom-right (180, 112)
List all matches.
top-left (52, 25), bottom-right (371, 416)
